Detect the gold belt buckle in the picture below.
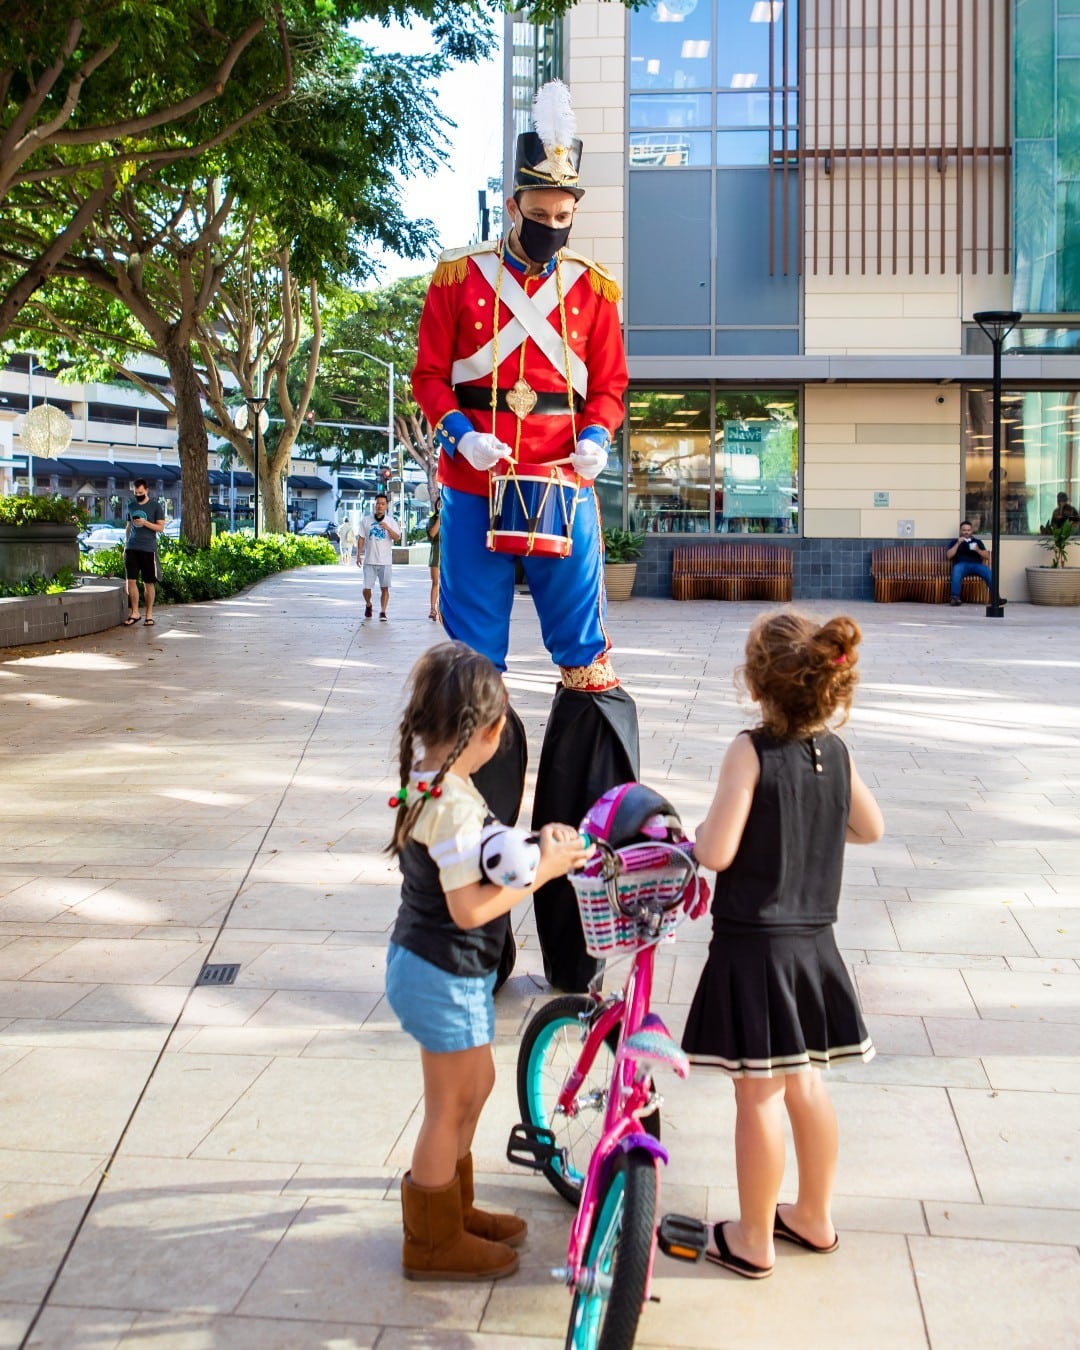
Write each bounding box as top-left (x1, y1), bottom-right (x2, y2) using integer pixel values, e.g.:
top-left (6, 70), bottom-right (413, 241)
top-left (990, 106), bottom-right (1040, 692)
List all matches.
top-left (506, 378), bottom-right (538, 420)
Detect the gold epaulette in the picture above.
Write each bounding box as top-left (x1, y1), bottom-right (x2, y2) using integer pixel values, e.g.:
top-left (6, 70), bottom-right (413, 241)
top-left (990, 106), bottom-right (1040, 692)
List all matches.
top-left (431, 240), bottom-right (501, 287)
top-left (561, 248), bottom-right (622, 303)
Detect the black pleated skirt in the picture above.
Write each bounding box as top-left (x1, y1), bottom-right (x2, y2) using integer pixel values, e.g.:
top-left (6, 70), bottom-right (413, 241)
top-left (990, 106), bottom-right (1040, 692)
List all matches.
top-left (681, 924), bottom-right (874, 1078)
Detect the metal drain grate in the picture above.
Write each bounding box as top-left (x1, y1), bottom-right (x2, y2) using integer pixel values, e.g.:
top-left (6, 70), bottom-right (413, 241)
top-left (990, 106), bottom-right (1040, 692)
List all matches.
top-left (195, 963), bottom-right (240, 987)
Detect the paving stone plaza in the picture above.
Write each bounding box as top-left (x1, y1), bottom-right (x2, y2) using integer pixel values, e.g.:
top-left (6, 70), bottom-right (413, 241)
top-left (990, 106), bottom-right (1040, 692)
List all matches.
top-left (1, 564), bottom-right (1078, 1348)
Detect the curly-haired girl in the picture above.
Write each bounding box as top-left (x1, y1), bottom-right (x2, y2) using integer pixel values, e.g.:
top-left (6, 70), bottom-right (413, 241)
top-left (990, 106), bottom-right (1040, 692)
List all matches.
top-left (682, 611), bottom-right (884, 1280)
top-left (386, 641), bottom-right (592, 1282)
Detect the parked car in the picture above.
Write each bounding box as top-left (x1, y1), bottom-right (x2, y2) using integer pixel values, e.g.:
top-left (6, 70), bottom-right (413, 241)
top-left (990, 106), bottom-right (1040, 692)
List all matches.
top-left (79, 525), bottom-right (127, 554)
top-left (163, 519), bottom-right (182, 538)
top-left (299, 519), bottom-right (339, 541)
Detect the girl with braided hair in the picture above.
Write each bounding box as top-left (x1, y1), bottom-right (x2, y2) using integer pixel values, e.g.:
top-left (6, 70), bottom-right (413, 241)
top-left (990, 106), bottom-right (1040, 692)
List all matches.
top-left (385, 641), bottom-right (593, 1282)
top-left (681, 611), bottom-right (885, 1281)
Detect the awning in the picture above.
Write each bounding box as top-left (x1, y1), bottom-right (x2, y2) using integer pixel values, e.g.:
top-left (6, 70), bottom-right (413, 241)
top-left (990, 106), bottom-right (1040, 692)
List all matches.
top-left (116, 460), bottom-right (181, 482)
top-left (208, 469), bottom-right (254, 487)
top-left (54, 458), bottom-right (126, 479)
top-left (287, 475), bottom-right (330, 490)
top-left (337, 475), bottom-right (381, 492)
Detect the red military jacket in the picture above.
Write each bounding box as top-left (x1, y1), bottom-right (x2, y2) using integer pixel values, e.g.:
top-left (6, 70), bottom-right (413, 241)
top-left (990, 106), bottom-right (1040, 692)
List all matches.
top-left (412, 240), bottom-right (628, 498)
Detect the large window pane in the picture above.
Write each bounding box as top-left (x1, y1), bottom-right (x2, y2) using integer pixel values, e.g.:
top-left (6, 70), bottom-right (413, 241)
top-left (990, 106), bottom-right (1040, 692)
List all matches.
top-left (628, 171), bottom-right (712, 324)
top-left (964, 387), bottom-right (1080, 535)
top-left (630, 131), bottom-right (712, 166)
top-left (630, 0), bottom-right (714, 92)
top-left (716, 391), bottom-right (798, 534)
top-left (629, 92), bottom-right (711, 128)
top-left (627, 390), bottom-right (712, 534)
top-left (625, 387), bottom-right (800, 535)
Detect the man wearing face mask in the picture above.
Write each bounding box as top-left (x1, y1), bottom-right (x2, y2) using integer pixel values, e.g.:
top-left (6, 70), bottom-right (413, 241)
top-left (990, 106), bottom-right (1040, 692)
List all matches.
top-left (412, 81), bottom-right (637, 993)
top-left (122, 477), bottom-right (166, 626)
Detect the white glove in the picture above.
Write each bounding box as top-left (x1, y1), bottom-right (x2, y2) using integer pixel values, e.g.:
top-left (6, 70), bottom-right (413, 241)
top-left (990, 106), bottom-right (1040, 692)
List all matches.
top-left (570, 440), bottom-right (609, 481)
top-left (458, 430), bottom-right (511, 473)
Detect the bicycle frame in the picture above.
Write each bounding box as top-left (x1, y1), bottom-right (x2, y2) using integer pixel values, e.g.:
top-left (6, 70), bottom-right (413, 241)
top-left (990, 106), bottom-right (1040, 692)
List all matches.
top-left (557, 939), bottom-right (669, 1297)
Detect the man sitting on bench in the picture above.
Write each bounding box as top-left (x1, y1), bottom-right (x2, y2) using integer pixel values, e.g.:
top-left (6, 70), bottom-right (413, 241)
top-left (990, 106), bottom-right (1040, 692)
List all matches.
top-left (946, 520), bottom-right (1000, 607)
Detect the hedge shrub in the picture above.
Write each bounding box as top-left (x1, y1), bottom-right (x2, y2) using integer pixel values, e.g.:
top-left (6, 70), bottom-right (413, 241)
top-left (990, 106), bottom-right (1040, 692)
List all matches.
top-left (86, 531), bottom-right (338, 604)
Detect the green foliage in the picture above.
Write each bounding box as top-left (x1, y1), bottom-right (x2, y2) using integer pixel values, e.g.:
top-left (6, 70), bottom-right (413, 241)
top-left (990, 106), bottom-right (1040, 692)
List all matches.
top-left (1038, 519), bottom-right (1076, 568)
top-left (85, 531), bottom-right (336, 602)
top-left (602, 527), bottom-right (645, 564)
top-left (0, 493), bottom-right (88, 527)
top-left (0, 564), bottom-right (77, 598)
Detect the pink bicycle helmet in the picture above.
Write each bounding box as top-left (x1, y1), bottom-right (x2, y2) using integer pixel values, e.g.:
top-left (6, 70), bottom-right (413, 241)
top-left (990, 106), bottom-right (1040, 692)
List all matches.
top-left (580, 782), bottom-right (685, 849)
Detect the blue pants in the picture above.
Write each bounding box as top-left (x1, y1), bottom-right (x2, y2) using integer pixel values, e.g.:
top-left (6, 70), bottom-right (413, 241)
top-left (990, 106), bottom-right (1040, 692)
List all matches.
top-left (439, 484), bottom-right (608, 672)
top-left (951, 561), bottom-right (993, 599)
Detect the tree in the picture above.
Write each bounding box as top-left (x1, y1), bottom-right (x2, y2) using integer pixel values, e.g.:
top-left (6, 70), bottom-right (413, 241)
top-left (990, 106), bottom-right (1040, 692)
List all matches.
top-left (12, 16), bottom-right (464, 541)
top-left (0, 0), bottom-right (296, 342)
top-left (315, 276), bottom-right (438, 500)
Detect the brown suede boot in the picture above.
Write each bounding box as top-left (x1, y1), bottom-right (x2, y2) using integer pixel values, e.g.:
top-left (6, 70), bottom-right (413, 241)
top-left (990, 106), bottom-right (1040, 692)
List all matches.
top-left (401, 1172), bottom-right (519, 1282)
top-left (457, 1151), bottom-right (528, 1247)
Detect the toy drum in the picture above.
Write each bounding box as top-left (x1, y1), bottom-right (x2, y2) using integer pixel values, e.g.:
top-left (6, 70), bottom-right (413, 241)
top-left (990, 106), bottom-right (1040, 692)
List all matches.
top-left (487, 470), bottom-right (577, 558)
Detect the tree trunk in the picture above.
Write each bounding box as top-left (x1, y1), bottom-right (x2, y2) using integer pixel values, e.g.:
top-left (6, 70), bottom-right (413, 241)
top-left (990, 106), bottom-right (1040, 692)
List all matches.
top-left (164, 339), bottom-right (212, 549)
top-left (261, 457), bottom-right (288, 534)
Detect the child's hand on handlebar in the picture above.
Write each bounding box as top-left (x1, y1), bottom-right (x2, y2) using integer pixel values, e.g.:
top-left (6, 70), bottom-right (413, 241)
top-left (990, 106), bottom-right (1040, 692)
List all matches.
top-left (538, 823), bottom-right (596, 878)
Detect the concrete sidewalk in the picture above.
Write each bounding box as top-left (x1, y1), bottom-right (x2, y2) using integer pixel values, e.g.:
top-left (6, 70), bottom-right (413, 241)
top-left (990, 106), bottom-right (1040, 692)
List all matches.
top-left (1, 564), bottom-right (1078, 1349)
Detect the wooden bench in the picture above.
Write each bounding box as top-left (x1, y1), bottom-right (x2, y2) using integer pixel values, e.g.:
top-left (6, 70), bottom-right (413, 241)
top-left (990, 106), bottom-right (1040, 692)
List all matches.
top-left (672, 542), bottom-right (793, 602)
top-left (870, 545), bottom-right (991, 604)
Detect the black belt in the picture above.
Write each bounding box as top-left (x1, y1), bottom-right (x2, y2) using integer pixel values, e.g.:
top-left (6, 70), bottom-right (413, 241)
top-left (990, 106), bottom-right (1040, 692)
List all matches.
top-left (454, 384), bottom-right (583, 416)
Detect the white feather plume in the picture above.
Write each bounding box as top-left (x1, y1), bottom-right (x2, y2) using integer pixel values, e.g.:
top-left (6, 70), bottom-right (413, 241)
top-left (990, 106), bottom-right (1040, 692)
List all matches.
top-left (533, 79), bottom-right (577, 149)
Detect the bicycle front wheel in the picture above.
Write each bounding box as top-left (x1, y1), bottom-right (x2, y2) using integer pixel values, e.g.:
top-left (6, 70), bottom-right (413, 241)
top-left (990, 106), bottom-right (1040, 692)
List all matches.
top-left (565, 1149), bottom-right (657, 1350)
top-left (518, 995), bottom-right (615, 1204)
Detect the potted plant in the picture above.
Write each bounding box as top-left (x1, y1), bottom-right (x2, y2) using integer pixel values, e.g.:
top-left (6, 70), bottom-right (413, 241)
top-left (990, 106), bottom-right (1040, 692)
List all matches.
top-left (602, 526), bottom-right (644, 601)
top-left (0, 494), bottom-right (88, 586)
top-left (1027, 520), bottom-right (1080, 606)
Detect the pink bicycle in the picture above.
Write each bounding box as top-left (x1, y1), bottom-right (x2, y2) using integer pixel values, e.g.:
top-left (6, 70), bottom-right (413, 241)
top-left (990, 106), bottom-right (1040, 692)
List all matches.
top-left (508, 784), bottom-right (711, 1350)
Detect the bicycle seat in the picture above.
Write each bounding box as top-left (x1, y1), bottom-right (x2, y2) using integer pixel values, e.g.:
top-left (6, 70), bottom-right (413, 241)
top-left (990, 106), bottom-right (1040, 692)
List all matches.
top-left (580, 783), bottom-right (685, 849)
top-left (619, 1013), bottom-right (690, 1079)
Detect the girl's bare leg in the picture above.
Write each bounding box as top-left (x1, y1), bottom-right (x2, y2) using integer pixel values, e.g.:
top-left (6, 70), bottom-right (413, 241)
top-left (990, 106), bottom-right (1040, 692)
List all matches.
top-left (780, 1068), bottom-right (839, 1247)
top-left (411, 1045), bottom-right (495, 1188)
top-left (725, 1075), bottom-right (786, 1268)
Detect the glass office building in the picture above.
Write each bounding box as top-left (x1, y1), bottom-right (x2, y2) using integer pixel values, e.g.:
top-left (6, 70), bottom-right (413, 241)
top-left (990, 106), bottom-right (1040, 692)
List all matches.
top-left (506, 1), bottom-right (1080, 599)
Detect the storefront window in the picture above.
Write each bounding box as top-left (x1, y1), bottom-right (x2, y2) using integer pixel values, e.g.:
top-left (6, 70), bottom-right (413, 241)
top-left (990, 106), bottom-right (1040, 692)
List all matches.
top-left (964, 387), bottom-right (1080, 535)
top-left (625, 387), bottom-right (799, 534)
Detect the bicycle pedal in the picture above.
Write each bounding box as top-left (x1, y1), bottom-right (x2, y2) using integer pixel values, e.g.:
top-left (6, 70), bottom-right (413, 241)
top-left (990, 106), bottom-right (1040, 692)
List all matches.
top-left (657, 1213), bottom-right (708, 1262)
top-left (507, 1122), bottom-right (559, 1170)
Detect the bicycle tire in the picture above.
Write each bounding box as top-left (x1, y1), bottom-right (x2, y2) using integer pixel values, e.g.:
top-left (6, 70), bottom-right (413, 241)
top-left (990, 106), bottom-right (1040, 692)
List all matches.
top-left (517, 996), bottom-right (659, 1206)
top-left (565, 1149), bottom-right (657, 1350)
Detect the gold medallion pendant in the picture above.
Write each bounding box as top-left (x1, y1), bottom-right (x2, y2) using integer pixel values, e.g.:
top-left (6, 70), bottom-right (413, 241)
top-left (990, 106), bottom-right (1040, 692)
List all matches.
top-left (506, 378), bottom-right (538, 420)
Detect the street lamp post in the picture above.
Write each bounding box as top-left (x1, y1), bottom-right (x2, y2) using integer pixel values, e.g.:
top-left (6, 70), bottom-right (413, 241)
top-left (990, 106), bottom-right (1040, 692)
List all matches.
top-left (245, 394), bottom-right (268, 539)
top-left (973, 310), bottom-right (1022, 619)
top-left (331, 348), bottom-right (400, 526)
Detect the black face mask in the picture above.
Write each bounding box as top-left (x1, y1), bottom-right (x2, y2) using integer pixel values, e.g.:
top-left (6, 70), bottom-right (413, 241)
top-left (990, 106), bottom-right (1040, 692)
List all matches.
top-left (517, 214), bottom-right (572, 264)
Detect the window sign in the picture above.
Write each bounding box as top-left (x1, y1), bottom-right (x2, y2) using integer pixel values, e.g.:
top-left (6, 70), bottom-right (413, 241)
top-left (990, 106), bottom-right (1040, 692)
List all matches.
top-left (721, 420), bottom-right (795, 528)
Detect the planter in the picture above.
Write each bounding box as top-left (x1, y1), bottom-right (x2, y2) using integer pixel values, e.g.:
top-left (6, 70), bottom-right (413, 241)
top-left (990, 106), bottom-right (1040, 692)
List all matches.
top-left (605, 562), bottom-right (638, 601)
top-left (391, 543), bottom-right (430, 565)
top-left (1026, 565), bottom-right (1080, 606)
top-left (0, 522), bottom-right (80, 585)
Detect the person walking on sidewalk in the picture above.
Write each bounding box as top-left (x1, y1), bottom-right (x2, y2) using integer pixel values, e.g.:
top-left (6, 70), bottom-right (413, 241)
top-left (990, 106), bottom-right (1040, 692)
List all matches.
top-left (426, 495), bottom-right (441, 621)
top-left (682, 611), bottom-right (884, 1280)
top-left (946, 520), bottom-right (996, 606)
top-left (385, 642), bottom-right (592, 1281)
top-left (356, 493), bottom-right (400, 620)
top-left (122, 478), bottom-right (165, 627)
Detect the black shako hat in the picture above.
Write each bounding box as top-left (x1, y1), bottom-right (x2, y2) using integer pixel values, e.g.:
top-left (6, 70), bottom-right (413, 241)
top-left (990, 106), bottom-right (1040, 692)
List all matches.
top-left (512, 80), bottom-right (585, 200)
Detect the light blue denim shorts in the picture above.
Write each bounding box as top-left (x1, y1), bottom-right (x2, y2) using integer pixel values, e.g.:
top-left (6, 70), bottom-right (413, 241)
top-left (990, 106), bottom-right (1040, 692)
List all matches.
top-left (385, 942), bottom-right (497, 1053)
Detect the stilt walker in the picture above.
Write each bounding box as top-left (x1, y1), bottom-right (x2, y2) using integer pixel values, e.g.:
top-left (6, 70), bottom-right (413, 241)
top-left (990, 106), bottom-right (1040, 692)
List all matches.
top-left (412, 80), bottom-right (637, 992)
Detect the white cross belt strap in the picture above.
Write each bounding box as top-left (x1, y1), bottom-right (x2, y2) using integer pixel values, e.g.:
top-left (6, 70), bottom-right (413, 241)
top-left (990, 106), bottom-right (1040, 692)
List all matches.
top-left (450, 252), bottom-right (589, 399)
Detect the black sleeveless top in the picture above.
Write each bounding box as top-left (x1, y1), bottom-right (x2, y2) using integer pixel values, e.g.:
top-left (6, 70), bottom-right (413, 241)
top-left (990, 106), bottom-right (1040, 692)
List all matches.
top-left (710, 728), bottom-right (851, 933)
top-left (392, 838), bottom-right (507, 978)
